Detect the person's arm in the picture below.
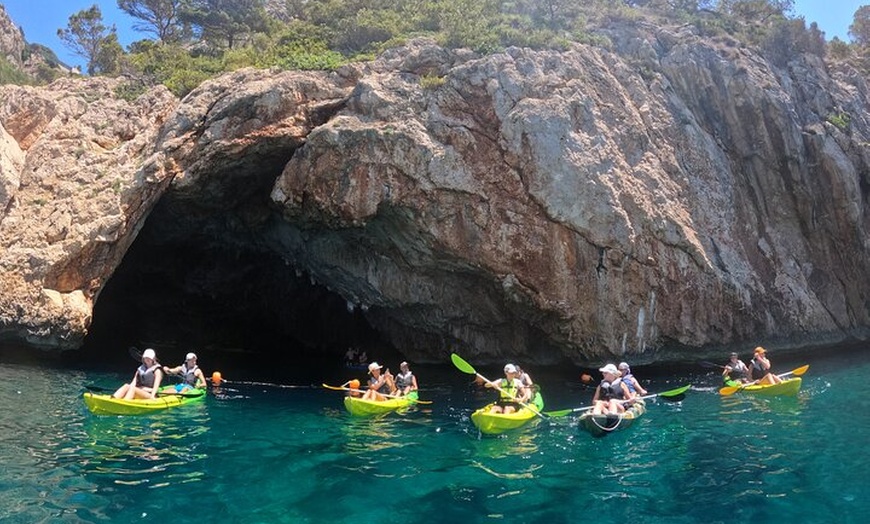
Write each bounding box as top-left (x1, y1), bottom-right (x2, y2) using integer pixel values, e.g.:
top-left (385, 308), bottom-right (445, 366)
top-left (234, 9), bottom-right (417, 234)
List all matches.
top-left (195, 369), bottom-right (207, 388)
top-left (149, 370), bottom-right (163, 398)
top-left (592, 385), bottom-right (601, 402)
top-left (410, 375), bottom-right (418, 391)
top-left (722, 366), bottom-right (731, 377)
top-left (633, 377), bottom-right (647, 396)
top-left (162, 365), bottom-right (181, 375)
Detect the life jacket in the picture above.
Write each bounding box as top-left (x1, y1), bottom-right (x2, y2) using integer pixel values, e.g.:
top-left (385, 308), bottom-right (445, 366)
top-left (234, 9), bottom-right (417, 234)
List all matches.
top-left (395, 370), bottom-right (414, 390)
top-left (368, 375), bottom-right (391, 394)
top-left (622, 373), bottom-right (637, 394)
top-left (599, 378), bottom-right (625, 400)
top-left (750, 359), bottom-right (768, 379)
top-left (498, 378), bottom-right (519, 400)
top-left (726, 360), bottom-right (748, 381)
top-left (137, 364), bottom-right (160, 388)
top-left (180, 364), bottom-right (199, 386)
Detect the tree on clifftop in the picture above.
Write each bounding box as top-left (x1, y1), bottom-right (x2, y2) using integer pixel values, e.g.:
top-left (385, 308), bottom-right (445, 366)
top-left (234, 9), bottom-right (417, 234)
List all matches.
top-left (179, 0), bottom-right (270, 50)
top-left (57, 5), bottom-right (120, 75)
top-left (118, 0), bottom-right (185, 44)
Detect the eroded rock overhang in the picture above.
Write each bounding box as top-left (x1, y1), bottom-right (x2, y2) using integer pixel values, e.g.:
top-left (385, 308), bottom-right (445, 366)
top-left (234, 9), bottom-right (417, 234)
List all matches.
top-left (1, 36), bottom-right (869, 364)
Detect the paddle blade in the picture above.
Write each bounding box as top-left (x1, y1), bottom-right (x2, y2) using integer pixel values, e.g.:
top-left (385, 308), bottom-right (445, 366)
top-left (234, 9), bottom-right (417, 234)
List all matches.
top-left (450, 353), bottom-right (477, 375)
top-left (659, 385), bottom-right (692, 398)
top-left (791, 364), bottom-right (810, 376)
top-left (719, 385), bottom-right (742, 396)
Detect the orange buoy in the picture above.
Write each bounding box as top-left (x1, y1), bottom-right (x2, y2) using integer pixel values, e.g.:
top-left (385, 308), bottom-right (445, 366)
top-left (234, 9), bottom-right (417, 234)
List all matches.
top-left (580, 373), bottom-right (593, 384)
top-left (211, 371), bottom-right (223, 386)
top-left (348, 379), bottom-right (360, 390)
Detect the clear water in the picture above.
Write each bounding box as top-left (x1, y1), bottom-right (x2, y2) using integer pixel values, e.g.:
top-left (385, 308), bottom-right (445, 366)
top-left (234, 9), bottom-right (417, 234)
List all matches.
top-left (1, 349), bottom-right (867, 523)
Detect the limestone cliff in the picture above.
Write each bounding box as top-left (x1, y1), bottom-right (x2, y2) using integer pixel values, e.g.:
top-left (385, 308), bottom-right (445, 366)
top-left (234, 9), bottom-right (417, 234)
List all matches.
top-left (1, 34), bottom-right (868, 364)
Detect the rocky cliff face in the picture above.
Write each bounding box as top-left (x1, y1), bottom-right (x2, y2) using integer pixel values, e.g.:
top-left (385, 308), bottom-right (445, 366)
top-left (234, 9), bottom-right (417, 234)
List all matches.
top-left (1, 33), bottom-right (868, 363)
top-left (0, 5), bottom-right (25, 68)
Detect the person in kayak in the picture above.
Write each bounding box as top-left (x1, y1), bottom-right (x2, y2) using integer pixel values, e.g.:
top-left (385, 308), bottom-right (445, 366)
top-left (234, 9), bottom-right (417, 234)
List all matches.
top-left (591, 363), bottom-right (631, 415)
top-left (394, 361), bottom-right (418, 396)
top-left (748, 346), bottom-right (782, 385)
top-left (362, 362), bottom-right (396, 401)
top-left (162, 352), bottom-right (207, 391)
top-left (618, 362), bottom-right (647, 397)
top-left (722, 352), bottom-right (750, 384)
top-left (485, 363), bottom-right (531, 414)
top-left (515, 365), bottom-right (534, 389)
top-left (113, 348), bottom-right (164, 400)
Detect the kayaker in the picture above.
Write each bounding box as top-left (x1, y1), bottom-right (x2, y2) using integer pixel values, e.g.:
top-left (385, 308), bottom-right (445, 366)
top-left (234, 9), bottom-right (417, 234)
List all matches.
top-left (394, 361), bottom-right (418, 396)
top-left (515, 365), bottom-right (534, 389)
top-left (618, 362), bottom-right (647, 397)
top-left (748, 346), bottom-right (782, 385)
top-left (485, 364), bottom-right (531, 414)
top-left (113, 348), bottom-right (163, 400)
top-left (362, 362), bottom-right (396, 401)
top-left (591, 364), bottom-right (630, 415)
top-left (163, 352), bottom-right (207, 391)
top-left (722, 352), bottom-right (750, 384)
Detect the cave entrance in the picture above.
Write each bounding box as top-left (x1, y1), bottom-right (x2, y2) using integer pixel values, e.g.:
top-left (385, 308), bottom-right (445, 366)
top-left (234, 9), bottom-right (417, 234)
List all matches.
top-left (79, 196), bottom-right (393, 377)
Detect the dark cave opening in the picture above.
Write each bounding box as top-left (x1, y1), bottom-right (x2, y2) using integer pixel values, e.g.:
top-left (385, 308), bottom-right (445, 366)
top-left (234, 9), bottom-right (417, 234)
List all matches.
top-left (78, 199), bottom-right (400, 377)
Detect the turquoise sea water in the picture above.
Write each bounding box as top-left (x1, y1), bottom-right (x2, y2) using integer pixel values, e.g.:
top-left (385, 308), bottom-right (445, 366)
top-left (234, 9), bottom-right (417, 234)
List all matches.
top-left (1, 348), bottom-right (867, 523)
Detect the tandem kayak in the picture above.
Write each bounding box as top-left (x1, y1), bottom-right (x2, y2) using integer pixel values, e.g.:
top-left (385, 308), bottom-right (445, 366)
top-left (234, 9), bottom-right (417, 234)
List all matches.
top-left (724, 377), bottom-right (802, 396)
top-left (470, 391), bottom-right (544, 435)
top-left (578, 399), bottom-right (646, 437)
top-left (83, 386), bottom-right (206, 415)
top-left (343, 391), bottom-right (419, 417)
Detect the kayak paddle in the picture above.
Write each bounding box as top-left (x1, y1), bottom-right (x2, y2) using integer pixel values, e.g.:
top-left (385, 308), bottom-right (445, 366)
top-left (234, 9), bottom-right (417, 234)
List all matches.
top-left (321, 383), bottom-right (433, 404)
top-left (545, 384), bottom-right (692, 418)
top-left (84, 385), bottom-right (114, 393)
top-left (700, 361), bottom-right (726, 369)
top-left (450, 353), bottom-right (545, 419)
top-left (718, 364), bottom-right (809, 396)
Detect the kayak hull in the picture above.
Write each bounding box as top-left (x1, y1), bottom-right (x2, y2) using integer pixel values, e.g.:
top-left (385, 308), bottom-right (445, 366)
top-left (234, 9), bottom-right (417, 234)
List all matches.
top-left (83, 386), bottom-right (206, 415)
top-left (470, 392), bottom-right (544, 435)
top-left (343, 391), bottom-right (418, 416)
top-left (725, 377), bottom-right (802, 396)
top-left (578, 400), bottom-right (646, 437)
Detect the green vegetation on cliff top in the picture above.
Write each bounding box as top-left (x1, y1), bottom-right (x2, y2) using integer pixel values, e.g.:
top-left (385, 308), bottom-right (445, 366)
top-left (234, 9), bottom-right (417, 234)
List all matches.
top-left (3, 1), bottom-right (869, 97)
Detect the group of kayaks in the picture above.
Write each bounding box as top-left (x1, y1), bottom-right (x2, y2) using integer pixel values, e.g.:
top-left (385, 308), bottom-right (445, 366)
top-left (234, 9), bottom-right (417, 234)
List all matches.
top-left (81, 355), bottom-right (810, 439)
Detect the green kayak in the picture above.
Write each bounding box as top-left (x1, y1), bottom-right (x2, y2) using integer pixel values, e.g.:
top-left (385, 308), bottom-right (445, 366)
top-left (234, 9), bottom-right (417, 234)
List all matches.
top-left (578, 400), bottom-right (646, 437)
top-left (343, 391), bottom-right (419, 417)
top-left (83, 386), bottom-right (206, 415)
top-left (470, 391), bottom-right (544, 435)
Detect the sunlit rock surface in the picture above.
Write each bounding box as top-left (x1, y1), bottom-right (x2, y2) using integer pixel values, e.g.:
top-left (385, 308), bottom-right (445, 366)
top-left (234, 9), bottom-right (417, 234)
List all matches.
top-left (1, 36), bottom-right (868, 363)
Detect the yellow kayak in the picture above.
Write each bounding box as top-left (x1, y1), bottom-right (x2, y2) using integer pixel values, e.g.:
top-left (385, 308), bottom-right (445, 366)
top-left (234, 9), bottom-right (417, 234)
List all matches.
top-left (724, 377), bottom-right (802, 396)
top-left (343, 391), bottom-right (419, 416)
top-left (83, 386), bottom-right (206, 415)
top-left (470, 392), bottom-right (544, 435)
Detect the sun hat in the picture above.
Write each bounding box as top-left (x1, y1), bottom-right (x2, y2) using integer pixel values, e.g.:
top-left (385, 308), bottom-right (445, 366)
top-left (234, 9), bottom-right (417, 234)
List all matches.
top-left (754, 346), bottom-right (766, 354)
top-left (400, 361), bottom-right (409, 368)
top-left (504, 363), bottom-right (518, 374)
top-left (368, 362), bottom-right (383, 373)
top-left (599, 363), bottom-right (619, 375)
top-left (618, 362), bottom-right (630, 371)
top-left (142, 348), bottom-right (156, 360)
top-left (185, 352), bottom-right (197, 361)
top-left (730, 352), bottom-right (738, 358)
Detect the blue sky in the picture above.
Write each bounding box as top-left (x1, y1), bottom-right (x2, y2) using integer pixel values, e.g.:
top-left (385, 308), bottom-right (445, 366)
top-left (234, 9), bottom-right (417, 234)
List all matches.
top-left (1, 0), bottom-right (866, 69)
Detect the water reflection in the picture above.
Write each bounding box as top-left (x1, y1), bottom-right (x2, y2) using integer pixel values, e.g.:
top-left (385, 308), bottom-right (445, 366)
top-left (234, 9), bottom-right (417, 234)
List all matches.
top-left (81, 403), bottom-right (211, 488)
